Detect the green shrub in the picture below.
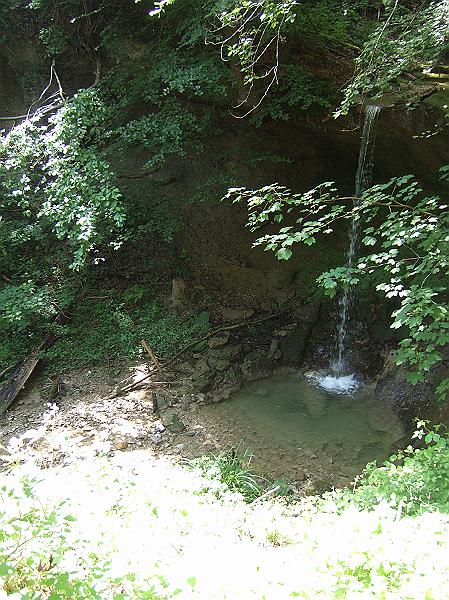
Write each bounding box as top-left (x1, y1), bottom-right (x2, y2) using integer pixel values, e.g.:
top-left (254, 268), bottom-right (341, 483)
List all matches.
top-left (0, 476), bottom-right (166, 599)
top-left (331, 422), bottom-right (449, 516)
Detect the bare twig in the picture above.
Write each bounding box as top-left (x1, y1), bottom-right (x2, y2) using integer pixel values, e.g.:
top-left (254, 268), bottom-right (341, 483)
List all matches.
top-left (141, 340), bottom-right (161, 369)
top-left (251, 485), bottom-right (281, 504)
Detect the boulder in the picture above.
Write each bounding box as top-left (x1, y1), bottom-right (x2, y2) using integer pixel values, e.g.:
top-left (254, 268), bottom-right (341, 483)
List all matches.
top-left (280, 322), bottom-right (314, 367)
top-left (375, 360), bottom-right (449, 430)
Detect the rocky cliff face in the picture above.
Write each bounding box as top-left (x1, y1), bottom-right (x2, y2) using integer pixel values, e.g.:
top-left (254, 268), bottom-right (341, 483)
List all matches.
top-left (1, 44), bottom-right (448, 417)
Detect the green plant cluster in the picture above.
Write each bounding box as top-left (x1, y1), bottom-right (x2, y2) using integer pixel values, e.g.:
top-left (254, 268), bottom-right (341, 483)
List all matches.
top-left (330, 422), bottom-right (449, 516)
top-left (0, 88), bottom-right (125, 370)
top-left (0, 477), bottom-right (165, 599)
top-left (190, 443), bottom-right (292, 503)
top-left (337, 0), bottom-right (449, 114)
top-left (249, 65), bottom-right (337, 126)
top-left (44, 293), bottom-right (210, 371)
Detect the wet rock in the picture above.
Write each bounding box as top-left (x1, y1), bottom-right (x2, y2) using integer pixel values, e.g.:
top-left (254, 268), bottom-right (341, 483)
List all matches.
top-left (280, 322), bottom-right (314, 367)
top-left (375, 360), bottom-right (449, 429)
top-left (221, 307), bottom-right (254, 321)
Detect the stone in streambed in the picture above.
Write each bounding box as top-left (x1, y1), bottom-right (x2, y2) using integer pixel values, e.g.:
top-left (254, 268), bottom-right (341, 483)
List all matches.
top-left (115, 440), bottom-right (128, 451)
top-left (280, 322), bottom-right (313, 367)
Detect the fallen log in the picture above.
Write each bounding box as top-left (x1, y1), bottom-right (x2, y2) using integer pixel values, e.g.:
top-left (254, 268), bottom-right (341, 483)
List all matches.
top-left (0, 314), bottom-right (65, 416)
top-left (0, 343), bottom-right (44, 416)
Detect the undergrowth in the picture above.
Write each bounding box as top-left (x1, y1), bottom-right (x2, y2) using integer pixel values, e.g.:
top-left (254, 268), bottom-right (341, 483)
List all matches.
top-left (328, 421), bottom-right (449, 517)
top-left (3, 423), bottom-right (449, 597)
top-left (2, 424), bottom-right (449, 598)
top-left (36, 292), bottom-right (209, 372)
top-left (189, 443), bottom-right (293, 503)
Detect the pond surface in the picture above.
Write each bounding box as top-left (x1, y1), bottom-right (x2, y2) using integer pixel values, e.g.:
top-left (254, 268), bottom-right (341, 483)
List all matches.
top-left (201, 370), bottom-right (404, 486)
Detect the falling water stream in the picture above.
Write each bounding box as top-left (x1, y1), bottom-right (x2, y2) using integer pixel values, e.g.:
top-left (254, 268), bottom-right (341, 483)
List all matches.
top-left (333, 105), bottom-right (381, 378)
top-left (202, 106), bottom-right (394, 486)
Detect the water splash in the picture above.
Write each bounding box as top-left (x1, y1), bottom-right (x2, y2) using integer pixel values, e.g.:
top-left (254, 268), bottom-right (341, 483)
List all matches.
top-left (333, 105), bottom-right (381, 377)
top-left (308, 372), bottom-right (359, 394)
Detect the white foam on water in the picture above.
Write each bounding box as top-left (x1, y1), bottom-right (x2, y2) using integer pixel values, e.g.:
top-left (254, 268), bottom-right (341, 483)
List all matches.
top-left (307, 371), bottom-right (360, 394)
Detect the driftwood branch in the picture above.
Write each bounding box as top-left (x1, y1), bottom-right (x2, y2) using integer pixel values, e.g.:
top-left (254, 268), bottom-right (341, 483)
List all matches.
top-left (0, 314), bottom-right (66, 415)
top-left (141, 340), bottom-right (161, 369)
top-left (0, 345), bottom-right (44, 416)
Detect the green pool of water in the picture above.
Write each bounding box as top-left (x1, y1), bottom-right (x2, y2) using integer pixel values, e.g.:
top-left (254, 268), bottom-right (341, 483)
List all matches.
top-left (203, 370), bottom-right (404, 482)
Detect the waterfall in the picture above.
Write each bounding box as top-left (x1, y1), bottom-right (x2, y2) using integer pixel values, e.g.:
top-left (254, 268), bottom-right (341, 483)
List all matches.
top-left (333, 104), bottom-right (381, 377)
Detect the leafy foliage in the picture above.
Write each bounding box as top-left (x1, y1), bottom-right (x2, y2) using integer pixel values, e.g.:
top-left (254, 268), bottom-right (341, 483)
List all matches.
top-left (0, 475), bottom-right (165, 598)
top-left (190, 444), bottom-right (268, 502)
top-left (338, 0), bottom-right (449, 114)
top-left (226, 170), bottom-right (449, 396)
top-left (249, 65), bottom-right (336, 125)
top-left (45, 294), bottom-right (210, 371)
top-left (0, 88), bottom-right (125, 368)
top-left (331, 422), bottom-right (449, 516)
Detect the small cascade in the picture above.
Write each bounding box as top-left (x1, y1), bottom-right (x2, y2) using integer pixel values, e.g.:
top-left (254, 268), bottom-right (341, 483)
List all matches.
top-left (311, 104), bottom-right (381, 395)
top-left (332, 104), bottom-right (381, 378)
